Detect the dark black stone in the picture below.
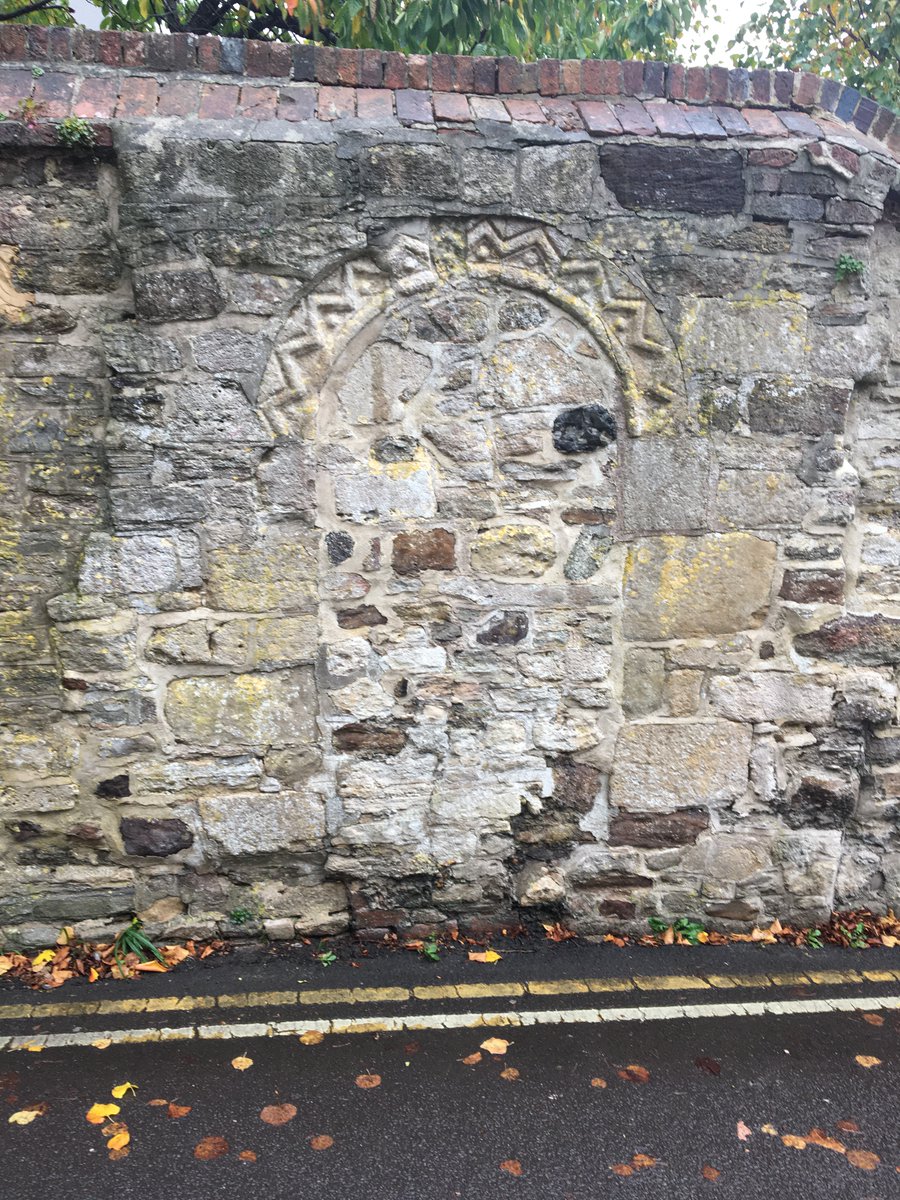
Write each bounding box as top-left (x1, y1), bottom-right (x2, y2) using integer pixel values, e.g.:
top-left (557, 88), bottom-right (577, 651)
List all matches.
top-left (600, 146), bottom-right (745, 215)
top-left (759, 641), bottom-right (776, 660)
top-left (8, 820), bottom-right (43, 842)
top-left (778, 777), bottom-right (856, 830)
top-left (337, 605), bottom-right (387, 629)
top-left (552, 405), bottom-right (616, 455)
top-left (477, 612), bottom-right (528, 645)
top-left (96, 774), bottom-right (131, 799)
top-left (120, 817), bottom-right (193, 857)
top-left (326, 531), bottom-right (354, 565)
top-left (372, 436), bottom-right (418, 464)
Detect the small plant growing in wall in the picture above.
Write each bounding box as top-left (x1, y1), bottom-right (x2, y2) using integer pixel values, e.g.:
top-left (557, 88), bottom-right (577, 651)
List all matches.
top-left (835, 253), bottom-right (865, 282)
top-left (56, 116), bottom-right (97, 152)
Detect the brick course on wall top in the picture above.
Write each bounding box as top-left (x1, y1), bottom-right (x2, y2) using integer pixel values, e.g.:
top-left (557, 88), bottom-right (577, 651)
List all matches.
top-left (0, 31), bottom-right (899, 946)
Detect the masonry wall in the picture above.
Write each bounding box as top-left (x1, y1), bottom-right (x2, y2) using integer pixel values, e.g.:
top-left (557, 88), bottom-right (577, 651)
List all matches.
top-left (1, 36), bottom-right (900, 946)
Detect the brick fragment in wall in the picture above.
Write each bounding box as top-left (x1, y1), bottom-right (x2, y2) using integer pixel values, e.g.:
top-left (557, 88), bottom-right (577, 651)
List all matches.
top-left (0, 90), bottom-right (897, 942)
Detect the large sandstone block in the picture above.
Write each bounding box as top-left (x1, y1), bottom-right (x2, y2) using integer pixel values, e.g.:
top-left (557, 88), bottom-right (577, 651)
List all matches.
top-left (165, 669), bottom-right (316, 749)
top-left (623, 533), bottom-right (776, 640)
top-left (611, 720), bottom-right (751, 810)
top-left (79, 532), bottom-right (201, 595)
top-left (471, 524), bottom-right (556, 578)
top-left (206, 533), bottom-right (316, 611)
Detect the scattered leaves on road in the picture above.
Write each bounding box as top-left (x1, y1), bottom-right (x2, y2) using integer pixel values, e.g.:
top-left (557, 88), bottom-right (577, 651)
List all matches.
top-left (782, 1134), bottom-right (807, 1150)
top-left (611, 1154), bottom-right (657, 1176)
top-left (500, 1159), bottom-right (523, 1176)
top-left (310, 1135), bottom-right (333, 1150)
top-left (468, 950), bottom-right (501, 964)
top-left (702, 1165), bottom-right (720, 1182)
top-left (461, 1052), bottom-right (482, 1065)
top-left (500, 1067), bottom-right (520, 1081)
top-left (617, 1064), bottom-right (650, 1084)
top-left (590, 1077), bottom-right (607, 1088)
top-left (231, 1056), bottom-right (253, 1071)
top-left (846, 1149), bottom-right (880, 1170)
top-left (8, 1106), bottom-right (45, 1125)
top-left (111, 1082), bottom-right (137, 1099)
top-left (167, 1103), bottom-right (192, 1119)
top-left (480, 1037), bottom-right (510, 1056)
top-left (239, 1150), bottom-right (257, 1162)
top-left (806, 1128), bottom-right (846, 1153)
top-left (194, 1135), bottom-right (229, 1160)
top-left (736, 1121), bottom-right (753, 1141)
top-left (695, 1057), bottom-right (721, 1076)
top-left (107, 1128), bottom-right (130, 1151)
top-left (299, 1030), bottom-right (324, 1046)
top-left (355, 1074), bottom-right (381, 1089)
top-left (260, 1103), bottom-right (297, 1126)
top-left (862, 1013), bottom-right (884, 1026)
top-left (854, 1055), bottom-right (881, 1069)
top-left (86, 1103), bottom-right (120, 1124)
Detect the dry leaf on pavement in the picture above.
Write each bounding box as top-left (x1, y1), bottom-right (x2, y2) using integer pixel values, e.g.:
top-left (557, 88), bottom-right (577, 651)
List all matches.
top-left (108, 1146), bottom-right (130, 1161)
top-left (8, 1107), bottom-right (45, 1125)
top-left (500, 1160), bottom-right (523, 1176)
top-left (736, 1121), bottom-right (753, 1141)
top-left (310, 1135), bottom-right (333, 1150)
top-left (862, 1013), bottom-right (884, 1026)
top-left (461, 1053), bottom-right (482, 1066)
top-left (590, 1077), bottom-right (607, 1088)
top-left (231, 1056), bottom-right (253, 1071)
top-left (92, 1039), bottom-right (111, 1050)
top-left (610, 1164), bottom-right (634, 1177)
top-left (618, 1064), bottom-right (651, 1084)
top-left (782, 1134), bottom-right (807, 1150)
top-left (167, 1103), bottom-right (191, 1119)
top-left (836, 1119), bottom-right (861, 1133)
top-left (355, 1074), bottom-right (381, 1089)
top-left (468, 950), bottom-right (501, 963)
top-left (702, 1165), bottom-right (720, 1181)
top-left (107, 1129), bottom-right (130, 1151)
top-left (86, 1103), bottom-right (120, 1124)
top-left (806, 1128), bottom-right (846, 1153)
top-left (500, 1068), bottom-right (520, 1081)
top-left (260, 1103), bottom-right (297, 1126)
top-left (194, 1136), bottom-right (229, 1160)
top-left (761, 1124), bottom-right (778, 1136)
top-left (299, 1030), bottom-right (324, 1046)
top-left (480, 1037), bottom-right (510, 1056)
top-left (239, 1150), bottom-right (257, 1162)
top-left (854, 1055), bottom-right (881, 1068)
top-left (846, 1149), bottom-right (880, 1170)
top-left (111, 1082), bottom-right (137, 1099)
top-left (694, 1057), bottom-right (721, 1076)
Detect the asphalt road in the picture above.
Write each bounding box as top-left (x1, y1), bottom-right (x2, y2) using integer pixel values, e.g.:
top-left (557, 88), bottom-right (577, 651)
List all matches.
top-left (3, 983), bottom-right (898, 1199)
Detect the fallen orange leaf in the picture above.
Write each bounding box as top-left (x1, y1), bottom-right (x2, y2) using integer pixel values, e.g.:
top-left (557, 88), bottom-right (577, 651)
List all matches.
top-left (91, 1038), bottom-right (111, 1049)
top-left (107, 1129), bottom-right (130, 1151)
top-left (632, 1154), bottom-right (657, 1168)
top-left (108, 1146), bottom-right (130, 1161)
top-left (500, 1067), bottom-right (520, 1081)
top-left (610, 1164), bottom-right (634, 1177)
top-left (500, 1159), bottom-right (522, 1176)
top-left (260, 1103), bottom-right (297, 1126)
top-left (468, 950), bottom-right (501, 964)
top-left (862, 1013), bottom-right (884, 1027)
top-left (461, 1053), bottom-right (482, 1066)
top-left (231, 1056), bottom-right (253, 1071)
top-left (846, 1149), bottom-right (880, 1170)
top-left (854, 1055), bottom-right (881, 1069)
top-left (355, 1074), bottom-right (381, 1089)
top-left (167, 1103), bottom-right (191, 1119)
top-left (702, 1165), bottom-right (720, 1182)
top-left (836, 1119), bottom-right (860, 1133)
top-left (147, 1099), bottom-right (168, 1107)
top-left (618, 1064), bottom-right (650, 1084)
top-left (239, 1150), bottom-right (257, 1162)
top-left (299, 1030), bottom-right (324, 1046)
top-left (590, 1077), bottom-right (607, 1088)
top-left (310, 1135), bottom-right (333, 1150)
top-left (133, 960), bottom-right (168, 973)
top-left (782, 1134), bottom-right (807, 1150)
top-left (480, 1038), bottom-right (510, 1056)
top-left (194, 1135), bottom-right (229, 1161)
top-left (806, 1128), bottom-right (846, 1153)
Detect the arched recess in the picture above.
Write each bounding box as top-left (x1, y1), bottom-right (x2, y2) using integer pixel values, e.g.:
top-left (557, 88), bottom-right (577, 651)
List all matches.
top-left (254, 219), bottom-right (690, 916)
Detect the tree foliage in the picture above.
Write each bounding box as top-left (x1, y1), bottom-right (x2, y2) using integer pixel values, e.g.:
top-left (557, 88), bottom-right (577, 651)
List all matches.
top-left (729, 0), bottom-right (900, 108)
top-left (0, 0), bottom-right (703, 60)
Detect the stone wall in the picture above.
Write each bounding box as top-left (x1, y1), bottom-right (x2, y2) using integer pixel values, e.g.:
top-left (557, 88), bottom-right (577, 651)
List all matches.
top-left (1, 34), bottom-right (900, 945)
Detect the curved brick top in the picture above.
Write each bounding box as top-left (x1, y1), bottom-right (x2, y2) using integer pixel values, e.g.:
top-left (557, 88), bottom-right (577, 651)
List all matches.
top-left (0, 26), bottom-right (899, 164)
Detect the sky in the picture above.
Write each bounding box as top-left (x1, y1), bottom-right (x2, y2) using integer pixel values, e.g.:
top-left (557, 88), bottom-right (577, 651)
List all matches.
top-left (65, 0), bottom-right (754, 64)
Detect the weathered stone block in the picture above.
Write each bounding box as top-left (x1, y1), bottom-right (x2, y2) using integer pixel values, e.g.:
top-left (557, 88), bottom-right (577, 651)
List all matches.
top-left (709, 672), bottom-right (833, 725)
top-left (609, 808), bottom-right (709, 848)
top-left (200, 791), bottom-right (325, 855)
top-left (795, 614), bottom-right (900, 666)
top-left (517, 143), bottom-right (597, 212)
top-left (133, 265), bottom-right (224, 323)
top-left (392, 528), bottom-right (455, 575)
top-left (779, 569), bottom-right (845, 604)
top-left (79, 532), bottom-right (201, 595)
top-left (611, 721), bottom-right (751, 810)
top-left (623, 534), bottom-right (776, 640)
top-left (622, 647), bottom-right (665, 717)
top-left (621, 438), bottom-right (711, 534)
top-left (206, 533), bottom-right (316, 612)
top-left (600, 145), bottom-right (744, 214)
top-left (471, 524), bottom-right (556, 578)
top-left (165, 669), bottom-right (316, 748)
top-left (778, 775), bottom-right (858, 829)
top-left (747, 379), bottom-right (851, 436)
top-left (120, 816), bottom-right (193, 856)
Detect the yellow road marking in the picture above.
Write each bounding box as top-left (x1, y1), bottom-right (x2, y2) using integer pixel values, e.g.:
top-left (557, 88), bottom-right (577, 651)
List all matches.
top-left (4, 967), bottom-right (898, 1023)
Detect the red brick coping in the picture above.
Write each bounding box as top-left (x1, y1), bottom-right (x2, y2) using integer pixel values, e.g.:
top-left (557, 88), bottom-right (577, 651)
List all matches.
top-left (0, 26), bottom-right (898, 161)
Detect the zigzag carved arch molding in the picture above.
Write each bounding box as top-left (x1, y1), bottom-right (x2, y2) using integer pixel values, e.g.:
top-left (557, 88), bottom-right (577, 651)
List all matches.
top-left (258, 221), bottom-right (688, 440)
